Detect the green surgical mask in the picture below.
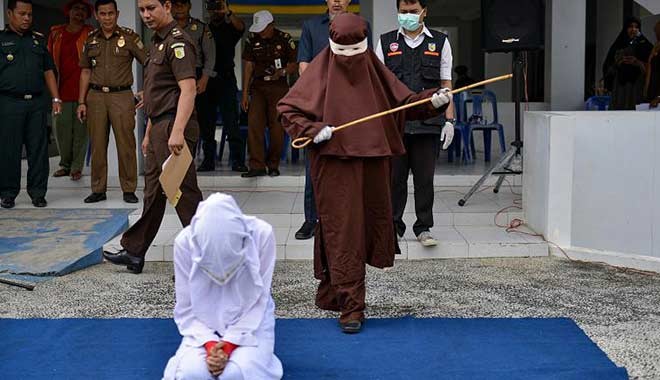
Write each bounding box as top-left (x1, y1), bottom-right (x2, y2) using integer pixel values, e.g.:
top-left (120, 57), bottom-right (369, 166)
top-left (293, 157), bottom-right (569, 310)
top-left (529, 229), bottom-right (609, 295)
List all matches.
top-left (398, 13), bottom-right (421, 32)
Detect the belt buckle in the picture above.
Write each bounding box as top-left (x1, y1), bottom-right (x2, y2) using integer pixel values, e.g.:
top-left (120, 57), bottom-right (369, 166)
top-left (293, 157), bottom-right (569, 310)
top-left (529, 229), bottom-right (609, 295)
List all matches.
top-left (24, 94), bottom-right (32, 100)
top-left (263, 76), bottom-right (272, 81)
top-left (102, 86), bottom-right (110, 93)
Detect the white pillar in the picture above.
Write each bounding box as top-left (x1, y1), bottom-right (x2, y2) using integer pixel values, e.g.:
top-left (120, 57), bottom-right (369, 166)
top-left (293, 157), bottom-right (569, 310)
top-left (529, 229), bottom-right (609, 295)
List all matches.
top-left (546, 0), bottom-right (587, 111)
top-left (359, 0), bottom-right (398, 47)
top-left (1, 1), bottom-right (4, 27)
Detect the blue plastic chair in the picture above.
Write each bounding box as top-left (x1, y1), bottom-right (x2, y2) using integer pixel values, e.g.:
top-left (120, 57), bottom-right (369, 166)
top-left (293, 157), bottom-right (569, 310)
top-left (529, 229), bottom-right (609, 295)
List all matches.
top-left (447, 93), bottom-right (471, 162)
top-left (585, 96), bottom-right (611, 110)
top-left (463, 90), bottom-right (506, 162)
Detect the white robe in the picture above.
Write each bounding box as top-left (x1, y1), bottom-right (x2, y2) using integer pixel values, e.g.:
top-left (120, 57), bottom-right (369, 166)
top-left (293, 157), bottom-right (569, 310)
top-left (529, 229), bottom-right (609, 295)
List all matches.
top-left (163, 216), bottom-right (283, 380)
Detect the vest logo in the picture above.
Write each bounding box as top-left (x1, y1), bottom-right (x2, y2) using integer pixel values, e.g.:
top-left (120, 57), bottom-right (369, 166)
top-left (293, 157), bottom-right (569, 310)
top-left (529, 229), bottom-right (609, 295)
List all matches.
top-left (428, 42), bottom-right (436, 52)
top-left (389, 42), bottom-right (399, 52)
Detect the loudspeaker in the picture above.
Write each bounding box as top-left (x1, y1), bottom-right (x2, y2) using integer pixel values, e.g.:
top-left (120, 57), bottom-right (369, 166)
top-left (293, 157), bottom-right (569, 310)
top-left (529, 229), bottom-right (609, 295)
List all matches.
top-left (481, 0), bottom-right (545, 52)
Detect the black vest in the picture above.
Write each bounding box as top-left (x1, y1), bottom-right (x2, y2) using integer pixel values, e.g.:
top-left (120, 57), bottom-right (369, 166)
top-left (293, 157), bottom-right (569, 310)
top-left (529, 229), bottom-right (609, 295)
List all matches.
top-left (381, 29), bottom-right (446, 134)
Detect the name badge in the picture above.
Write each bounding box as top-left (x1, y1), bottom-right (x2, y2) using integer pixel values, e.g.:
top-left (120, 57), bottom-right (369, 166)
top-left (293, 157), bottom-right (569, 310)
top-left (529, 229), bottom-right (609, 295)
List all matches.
top-left (274, 58), bottom-right (282, 70)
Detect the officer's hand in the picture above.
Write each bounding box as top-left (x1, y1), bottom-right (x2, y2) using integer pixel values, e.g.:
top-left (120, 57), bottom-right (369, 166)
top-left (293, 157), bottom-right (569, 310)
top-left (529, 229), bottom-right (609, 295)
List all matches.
top-left (241, 95), bottom-right (249, 112)
top-left (168, 130), bottom-right (185, 156)
top-left (76, 104), bottom-right (87, 122)
top-left (52, 101), bottom-right (62, 116)
top-left (440, 121), bottom-right (455, 150)
top-left (651, 97), bottom-right (660, 108)
top-left (141, 135), bottom-right (150, 157)
top-left (197, 76), bottom-right (209, 95)
top-left (134, 91), bottom-right (144, 110)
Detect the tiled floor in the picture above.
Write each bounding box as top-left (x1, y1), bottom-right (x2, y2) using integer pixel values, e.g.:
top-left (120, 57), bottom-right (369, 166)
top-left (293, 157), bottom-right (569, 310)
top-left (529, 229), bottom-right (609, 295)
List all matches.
top-left (11, 157), bottom-right (544, 261)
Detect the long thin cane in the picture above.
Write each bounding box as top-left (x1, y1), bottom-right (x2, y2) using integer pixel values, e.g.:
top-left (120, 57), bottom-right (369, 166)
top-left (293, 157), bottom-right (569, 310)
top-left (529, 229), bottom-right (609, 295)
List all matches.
top-left (291, 73), bottom-right (513, 149)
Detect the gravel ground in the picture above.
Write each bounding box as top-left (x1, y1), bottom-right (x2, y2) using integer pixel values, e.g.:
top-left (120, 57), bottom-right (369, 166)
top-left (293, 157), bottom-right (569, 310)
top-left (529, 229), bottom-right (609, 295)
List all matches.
top-left (1, 257), bottom-right (659, 379)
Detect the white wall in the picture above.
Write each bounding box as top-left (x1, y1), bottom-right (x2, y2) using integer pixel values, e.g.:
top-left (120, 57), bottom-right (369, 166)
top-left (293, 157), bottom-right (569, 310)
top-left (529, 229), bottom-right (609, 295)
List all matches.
top-left (361, 0), bottom-right (399, 47)
top-left (524, 110), bottom-right (660, 272)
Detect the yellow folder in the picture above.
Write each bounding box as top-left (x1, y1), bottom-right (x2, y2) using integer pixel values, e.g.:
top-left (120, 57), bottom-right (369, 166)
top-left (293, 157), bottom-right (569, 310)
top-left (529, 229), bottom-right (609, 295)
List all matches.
top-left (159, 144), bottom-right (192, 207)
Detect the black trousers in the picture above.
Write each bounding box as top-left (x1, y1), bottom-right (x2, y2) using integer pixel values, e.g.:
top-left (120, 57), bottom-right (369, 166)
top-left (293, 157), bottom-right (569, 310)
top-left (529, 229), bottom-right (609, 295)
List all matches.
top-left (391, 134), bottom-right (439, 237)
top-left (0, 95), bottom-right (49, 200)
top-left (197, 73), bottom-right (245, 166)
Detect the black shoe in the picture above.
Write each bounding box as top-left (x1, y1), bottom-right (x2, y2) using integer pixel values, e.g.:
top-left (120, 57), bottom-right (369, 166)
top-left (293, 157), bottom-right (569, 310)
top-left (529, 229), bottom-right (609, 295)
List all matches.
top-left (295, 220), bottom-right (316, 240)
top-left (268, 168), bottom-right (280, 177)
top-left (84, 192), bottom-right (107, 203)
top-left (31, 197), bottom-right (47, 208)
top-left (197, 161), bottom-right (215, 172)
top-left (231, 163), bottom-right (248, 173)
top-left (103, 247), bottom-right (144, 274)
top-left (1, 198), bottom-right (15, 209)
top-left (340, 320), bottom-right (363, 334)
top-left (241, 169), bottom-right (267, 178)
top-left (123, 192), bottom-right (139, 203)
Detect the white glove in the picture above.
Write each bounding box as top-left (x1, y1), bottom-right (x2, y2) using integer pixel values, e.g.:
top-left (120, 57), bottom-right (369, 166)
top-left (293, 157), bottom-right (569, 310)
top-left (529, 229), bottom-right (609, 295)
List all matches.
top-left (313, 126), bottom-right (333, 144)
top-left (431, 88), bottom-right (452, 108)
top-left (440, 121), bottom-right (455, 150)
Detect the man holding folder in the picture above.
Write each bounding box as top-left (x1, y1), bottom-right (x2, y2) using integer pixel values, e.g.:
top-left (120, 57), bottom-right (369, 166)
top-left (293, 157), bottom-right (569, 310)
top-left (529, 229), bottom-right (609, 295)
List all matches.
top-left (103, 0), bottom-right (203, 274)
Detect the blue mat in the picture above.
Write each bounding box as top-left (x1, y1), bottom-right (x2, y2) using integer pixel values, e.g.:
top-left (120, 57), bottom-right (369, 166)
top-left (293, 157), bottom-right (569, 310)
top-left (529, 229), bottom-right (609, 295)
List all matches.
top-left (0, 318), bottom-right (627, 379)
top-left (0, 209), bottom-right (130, 287)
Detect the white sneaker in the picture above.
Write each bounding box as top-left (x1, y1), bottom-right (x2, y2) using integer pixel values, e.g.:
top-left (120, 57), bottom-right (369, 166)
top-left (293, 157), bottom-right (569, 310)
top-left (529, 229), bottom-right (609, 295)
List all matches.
top-left (417, 231), bottom-right (438, 247)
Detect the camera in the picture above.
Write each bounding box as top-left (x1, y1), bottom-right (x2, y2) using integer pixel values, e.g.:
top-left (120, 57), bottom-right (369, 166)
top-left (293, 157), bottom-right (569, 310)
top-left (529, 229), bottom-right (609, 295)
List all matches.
top-left (205, 0), bottom-right (225, 11)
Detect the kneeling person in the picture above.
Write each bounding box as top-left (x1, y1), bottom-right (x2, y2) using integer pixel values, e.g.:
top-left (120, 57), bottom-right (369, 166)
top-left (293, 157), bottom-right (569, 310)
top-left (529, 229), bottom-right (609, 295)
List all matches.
top-left (163, 193), bottom-right (283, 380)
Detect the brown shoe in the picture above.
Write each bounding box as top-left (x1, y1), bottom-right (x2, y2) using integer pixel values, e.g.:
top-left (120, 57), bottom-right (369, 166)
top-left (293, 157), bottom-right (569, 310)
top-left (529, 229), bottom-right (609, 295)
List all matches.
top-left (70, 171), bottom-right (82, 181)
top-left (53, 168), bottom-right (70, 177)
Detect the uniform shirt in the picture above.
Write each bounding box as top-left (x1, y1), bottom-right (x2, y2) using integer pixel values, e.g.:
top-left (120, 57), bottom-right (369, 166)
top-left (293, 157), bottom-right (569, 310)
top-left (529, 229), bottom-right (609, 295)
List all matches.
top-left (242, 29), bottom-right (296, 81)
top-left (208, 19), bottom-right (243, 74)
top-left (0, 28), bottom-right (54, 95)
top-left (297, 13), bottom-right (372, 63)
top-left (144, 20), bottom-right (197, 119)
top-left (79, 26), bottom-right (148, 87)
top-left (375, 25), bottom-right (453, 81)
top-left (180, 17), bottom-right (216, 78)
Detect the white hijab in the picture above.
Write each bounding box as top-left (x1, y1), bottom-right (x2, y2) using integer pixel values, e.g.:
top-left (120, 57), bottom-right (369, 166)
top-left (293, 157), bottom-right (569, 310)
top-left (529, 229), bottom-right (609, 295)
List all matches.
top-left (185, 193), bottom-right (265, 342)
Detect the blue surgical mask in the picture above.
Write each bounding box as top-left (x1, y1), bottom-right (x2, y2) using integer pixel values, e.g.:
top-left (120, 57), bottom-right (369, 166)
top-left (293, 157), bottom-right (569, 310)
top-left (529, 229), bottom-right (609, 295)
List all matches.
top-left (398, 13), bottom-right (421, 32)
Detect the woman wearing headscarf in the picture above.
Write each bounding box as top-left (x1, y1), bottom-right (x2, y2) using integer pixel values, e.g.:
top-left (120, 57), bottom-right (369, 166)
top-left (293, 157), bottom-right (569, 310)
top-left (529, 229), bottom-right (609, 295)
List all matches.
top-left (277, 13), bottom-right (450, 334)
top-left (162, 193), bottom-right (283, 380)
top-left (603, 17), bottom-right (653, 110)
top-left (645, 20), bottom-right (660, 108)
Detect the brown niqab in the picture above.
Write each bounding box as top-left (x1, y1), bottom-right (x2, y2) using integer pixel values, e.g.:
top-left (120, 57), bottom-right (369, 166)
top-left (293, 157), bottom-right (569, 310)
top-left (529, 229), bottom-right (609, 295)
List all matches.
top-left (278, 12), bottom-right (436, 157)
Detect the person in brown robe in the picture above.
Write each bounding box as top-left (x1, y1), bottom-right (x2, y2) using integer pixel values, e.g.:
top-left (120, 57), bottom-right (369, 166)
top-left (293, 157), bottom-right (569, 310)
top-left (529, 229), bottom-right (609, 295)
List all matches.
top-left (277, 12), bottom-right (451, 333)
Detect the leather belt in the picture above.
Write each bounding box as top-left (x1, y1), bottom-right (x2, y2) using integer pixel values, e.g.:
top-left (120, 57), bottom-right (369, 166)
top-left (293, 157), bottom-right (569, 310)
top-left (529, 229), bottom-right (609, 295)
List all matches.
top-left (90, 84), bottom-right (132, 93)
top-left (0, 91), bottom-right (42, 100)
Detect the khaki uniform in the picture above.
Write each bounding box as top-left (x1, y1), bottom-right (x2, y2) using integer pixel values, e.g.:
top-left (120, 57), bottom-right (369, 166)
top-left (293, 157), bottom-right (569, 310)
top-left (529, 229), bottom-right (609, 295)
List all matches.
top-left (79, 26), bottom-right (147, 193)
top-left (120, 21), bottom-right (203, 259)
top-left (242, 29), bottom-right (296, 171)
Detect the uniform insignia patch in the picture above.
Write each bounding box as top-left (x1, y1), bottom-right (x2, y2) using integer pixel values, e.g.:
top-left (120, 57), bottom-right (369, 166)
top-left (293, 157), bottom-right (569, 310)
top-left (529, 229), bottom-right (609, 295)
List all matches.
top-left (7, 54), bottom-right (14, 62)
top-left (174, 46), bottom-right (185, 59)
top-left (428, 42), bottom-right (436, 52)
top-left (276, 45), bottom-right (281, 50)
top-left (191, 24), bottom-right (198, 31)
top-left (290, 40), bottom-right (296, 49)
top-left (137, 40), bottom-right (144, 50)
top-left (158, 44), bottom-right (164, 51)
top-left (390, 42), bottom-right (399, 52)
top-left (117, 36), bottom-right (125, 48)
top-left (171, 42), bottom-right (185, 49)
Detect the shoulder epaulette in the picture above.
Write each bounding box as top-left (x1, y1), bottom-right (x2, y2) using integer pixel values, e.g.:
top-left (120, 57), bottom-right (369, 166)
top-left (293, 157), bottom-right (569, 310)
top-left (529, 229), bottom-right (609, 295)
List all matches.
top-left (171, 27), bottom-right (183, 37)
top-left (121, 27), bottom-right (135, 35)
top-left (88, 28), bottom-right (98, 36)
top-left (32, 31), bottom-right (44, 38)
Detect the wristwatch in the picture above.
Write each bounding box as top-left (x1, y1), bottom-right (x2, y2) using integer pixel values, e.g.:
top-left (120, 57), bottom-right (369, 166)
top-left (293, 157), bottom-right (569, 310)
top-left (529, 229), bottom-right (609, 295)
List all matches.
top-left (446, 118), bottom-right (456, 124)
top-left (52, 97), bottom-right (62, 103)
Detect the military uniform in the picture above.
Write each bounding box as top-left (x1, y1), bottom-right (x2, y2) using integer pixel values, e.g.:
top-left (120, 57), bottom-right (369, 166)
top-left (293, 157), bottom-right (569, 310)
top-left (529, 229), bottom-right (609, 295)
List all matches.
top-left (0, 28), bottom-right (53, 202)
top-left (242, 29), bottom-right (296, 172)
top-left (179, 17), bottom-right (217, 168)
top-left (79, 26), bottom-right (147, 195)
top-left (204, 19), bottom-right (245, 171)
top-left (119, 21), bottom-right (203, 259)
